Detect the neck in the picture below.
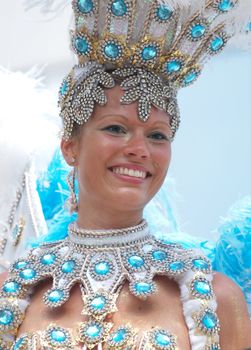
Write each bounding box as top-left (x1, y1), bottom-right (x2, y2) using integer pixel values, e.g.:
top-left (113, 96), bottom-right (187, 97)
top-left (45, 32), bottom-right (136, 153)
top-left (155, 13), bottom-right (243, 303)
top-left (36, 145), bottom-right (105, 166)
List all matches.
top-left (77, 201), bottom-right (143, 230)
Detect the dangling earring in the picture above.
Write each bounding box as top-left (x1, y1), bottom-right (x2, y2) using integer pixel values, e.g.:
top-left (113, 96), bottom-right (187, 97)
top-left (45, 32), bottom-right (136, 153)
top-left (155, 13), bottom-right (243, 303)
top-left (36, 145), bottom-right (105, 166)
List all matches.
top-left (66, 167), bottom-right (78, 213)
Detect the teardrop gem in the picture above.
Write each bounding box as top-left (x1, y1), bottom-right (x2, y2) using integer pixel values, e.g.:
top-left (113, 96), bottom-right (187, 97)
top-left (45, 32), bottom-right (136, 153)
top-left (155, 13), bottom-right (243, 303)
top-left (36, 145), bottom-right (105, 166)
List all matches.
top-left (191, 24), bottom-right (206, 39)
top-left (166, 60), bottom-right (181, 73)
top-left (94, 262), bottom-right (110, 275)
top-left (218, 0), bottom-right (233, 12)
top-left (142, 46), bottom-right (157, 61)
top-left (111, 0), bottom-right (128, 17)
top-left (156, 5), bottom-right (173, 21)
top-left (128, 255), bottom-right (145, 268)
top-left (3, 281), bottom-right (21, 294)
top-left (210, 36), bottom-right (224, 52)
top-left (75, 37), bottom-right (89, 54)
top-left (202, 312), bottom-right (217, 329)
top-left (77, 0), bottom-right (94, 14)
top-left (0, 309), bottom-right (14, 325)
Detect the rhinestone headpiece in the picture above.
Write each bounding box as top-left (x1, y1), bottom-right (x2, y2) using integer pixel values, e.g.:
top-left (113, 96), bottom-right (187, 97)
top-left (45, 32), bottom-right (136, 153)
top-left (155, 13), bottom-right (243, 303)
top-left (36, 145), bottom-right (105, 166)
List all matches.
top-left (58, 0), bottom-right (250, 140)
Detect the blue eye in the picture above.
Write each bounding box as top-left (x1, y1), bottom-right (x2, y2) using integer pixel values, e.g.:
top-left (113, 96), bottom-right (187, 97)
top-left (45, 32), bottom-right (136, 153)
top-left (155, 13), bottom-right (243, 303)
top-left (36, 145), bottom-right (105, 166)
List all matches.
top-left (102, 125), bottom-right (126, 134)
top-left (149, 132), bottom-right (170, 141)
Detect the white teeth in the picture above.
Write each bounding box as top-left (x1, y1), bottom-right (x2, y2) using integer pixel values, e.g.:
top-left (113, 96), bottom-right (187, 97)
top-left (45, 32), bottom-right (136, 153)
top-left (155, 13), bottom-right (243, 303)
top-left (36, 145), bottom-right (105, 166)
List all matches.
top-left (112, 167), bottom-right (147, 179)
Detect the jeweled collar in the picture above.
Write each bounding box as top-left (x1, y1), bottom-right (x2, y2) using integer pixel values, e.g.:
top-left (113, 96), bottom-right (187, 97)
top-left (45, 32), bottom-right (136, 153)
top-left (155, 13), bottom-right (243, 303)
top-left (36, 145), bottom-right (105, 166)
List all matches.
top-left (68, 219), bottom-right (151, 247)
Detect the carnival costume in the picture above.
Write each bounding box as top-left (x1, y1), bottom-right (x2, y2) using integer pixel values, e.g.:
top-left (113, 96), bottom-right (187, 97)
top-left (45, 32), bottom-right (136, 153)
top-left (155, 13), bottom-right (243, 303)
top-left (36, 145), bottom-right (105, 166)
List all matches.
top-left (0, 0), bottom-right (251, 349)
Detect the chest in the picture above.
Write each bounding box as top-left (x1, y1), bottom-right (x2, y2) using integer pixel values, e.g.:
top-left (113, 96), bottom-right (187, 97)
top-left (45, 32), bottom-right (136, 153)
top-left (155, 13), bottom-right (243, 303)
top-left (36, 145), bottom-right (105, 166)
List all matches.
top-left (18, 277), bottom-right (191, 349)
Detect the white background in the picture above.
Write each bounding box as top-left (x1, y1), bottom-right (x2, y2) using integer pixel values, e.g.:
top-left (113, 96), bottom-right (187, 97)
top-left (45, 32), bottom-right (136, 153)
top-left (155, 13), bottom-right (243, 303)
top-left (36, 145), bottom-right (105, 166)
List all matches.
top-left (1, 1), bottom-right (251, 238)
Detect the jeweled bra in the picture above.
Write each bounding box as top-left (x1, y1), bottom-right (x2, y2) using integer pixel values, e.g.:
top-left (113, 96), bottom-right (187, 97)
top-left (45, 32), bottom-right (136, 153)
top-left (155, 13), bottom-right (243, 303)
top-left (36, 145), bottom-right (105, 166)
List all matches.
top-left (0, 220), bottom-right (220, 349)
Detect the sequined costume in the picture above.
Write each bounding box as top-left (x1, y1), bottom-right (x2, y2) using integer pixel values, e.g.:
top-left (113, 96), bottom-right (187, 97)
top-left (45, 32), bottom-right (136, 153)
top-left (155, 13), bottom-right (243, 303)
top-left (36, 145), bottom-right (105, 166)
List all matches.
top-left (0, 0), bottom-right (250, 349)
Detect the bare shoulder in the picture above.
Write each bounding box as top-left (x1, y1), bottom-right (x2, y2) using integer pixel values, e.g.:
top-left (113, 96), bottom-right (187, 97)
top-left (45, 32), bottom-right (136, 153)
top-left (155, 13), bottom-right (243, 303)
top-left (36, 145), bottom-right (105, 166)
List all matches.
top-left (213, 271), bottom-right (251, 349)
top-left (0, 271), bottom-right (8, 286)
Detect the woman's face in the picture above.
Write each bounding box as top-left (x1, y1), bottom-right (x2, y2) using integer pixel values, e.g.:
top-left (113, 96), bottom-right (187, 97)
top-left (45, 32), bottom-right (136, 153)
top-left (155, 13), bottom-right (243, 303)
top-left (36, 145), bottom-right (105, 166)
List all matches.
top-left (62, 85), bottom-right (172, 214)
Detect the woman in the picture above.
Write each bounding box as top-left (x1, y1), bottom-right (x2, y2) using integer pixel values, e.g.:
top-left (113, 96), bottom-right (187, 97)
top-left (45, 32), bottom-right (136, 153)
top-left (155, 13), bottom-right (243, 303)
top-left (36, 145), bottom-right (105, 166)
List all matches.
top-left (0, 0), bottom-right (251, 349)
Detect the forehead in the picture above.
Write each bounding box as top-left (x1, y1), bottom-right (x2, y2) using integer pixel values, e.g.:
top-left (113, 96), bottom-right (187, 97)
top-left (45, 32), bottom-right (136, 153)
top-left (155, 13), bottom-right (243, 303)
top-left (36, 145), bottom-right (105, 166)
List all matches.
top-left (92, 85), bottom-right (170, 125)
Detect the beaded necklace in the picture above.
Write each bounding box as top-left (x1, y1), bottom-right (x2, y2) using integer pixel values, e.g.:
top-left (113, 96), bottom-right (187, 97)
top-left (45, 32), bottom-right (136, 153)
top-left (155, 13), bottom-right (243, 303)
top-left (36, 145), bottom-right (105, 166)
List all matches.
top-left (0, 220), bottom-right (220, 349)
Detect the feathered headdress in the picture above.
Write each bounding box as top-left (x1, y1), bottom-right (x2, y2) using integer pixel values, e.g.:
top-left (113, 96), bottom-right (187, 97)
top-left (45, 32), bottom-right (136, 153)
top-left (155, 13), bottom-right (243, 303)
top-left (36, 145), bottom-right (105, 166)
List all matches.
top-left (25, 0), bottom-right (251, 140)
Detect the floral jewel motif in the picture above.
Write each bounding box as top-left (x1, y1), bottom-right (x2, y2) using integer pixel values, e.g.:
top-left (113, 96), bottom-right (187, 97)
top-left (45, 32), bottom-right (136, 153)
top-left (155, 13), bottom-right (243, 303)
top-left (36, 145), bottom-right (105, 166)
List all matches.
top-left (60, 64), bottom-right (115, 140)
top-left (0, 299), bottom-right (24, 333)
top-left (153, 3), bottom-right (174, 23)
top-left (190, 275), bottom-right (213, 300)
top-left (146, 327), bottom-right (177, 350)
top-left (107, 324), bottom-right (136, 349)
top-left (112, 67), bottom-right (180, 134)
top-left (71, 29), bottom-right (93, 59)
top-left (82, 289), bottom-right (118, 319)
top-left (190, 256), bottom-right (212, 274)
top-left (72, 0), bottom-right (97, 17)
top-left (208, 31), bottom-right (228, 55)
top-left (195, 307), bottom-right (220, 335)
top-left (42, 324), bottom-right (74, 349)
top-left (77, 319), bottom-right (113, 349)
top-left (129, 279), bottom-right (157, 299)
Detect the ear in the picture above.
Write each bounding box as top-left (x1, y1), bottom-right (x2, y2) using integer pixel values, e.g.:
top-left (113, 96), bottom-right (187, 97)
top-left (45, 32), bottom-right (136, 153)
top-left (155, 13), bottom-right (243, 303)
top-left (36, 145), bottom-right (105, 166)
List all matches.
top-left (61, 138), bottom-right (79, 166)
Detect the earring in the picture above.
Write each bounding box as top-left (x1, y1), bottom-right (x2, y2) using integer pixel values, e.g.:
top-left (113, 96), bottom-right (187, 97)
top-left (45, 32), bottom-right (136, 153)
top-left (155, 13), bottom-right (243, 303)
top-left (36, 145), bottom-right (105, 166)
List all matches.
top-left (66, 168), bottom-right (78, 213)
top-left (70, 156), bottom-right (76, 165)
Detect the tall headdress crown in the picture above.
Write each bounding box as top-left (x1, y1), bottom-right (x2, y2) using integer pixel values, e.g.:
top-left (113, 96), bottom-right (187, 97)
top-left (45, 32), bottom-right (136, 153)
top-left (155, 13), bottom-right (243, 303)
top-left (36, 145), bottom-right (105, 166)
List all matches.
top-left (57, 0), bottom-right (250, 139)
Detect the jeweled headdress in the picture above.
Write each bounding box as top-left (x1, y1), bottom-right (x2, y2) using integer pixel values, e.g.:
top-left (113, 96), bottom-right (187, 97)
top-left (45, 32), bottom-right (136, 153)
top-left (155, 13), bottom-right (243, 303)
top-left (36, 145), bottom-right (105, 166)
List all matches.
top-left (54, 0), bottom-right (251, 140)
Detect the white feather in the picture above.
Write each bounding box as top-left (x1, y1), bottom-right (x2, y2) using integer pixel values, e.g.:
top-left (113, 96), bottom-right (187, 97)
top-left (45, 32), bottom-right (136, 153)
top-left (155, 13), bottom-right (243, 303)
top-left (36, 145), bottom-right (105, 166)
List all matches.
top-left (0, 67), bottom-right (59, 225)
top-left (23, 0), bottom-right (69, 14)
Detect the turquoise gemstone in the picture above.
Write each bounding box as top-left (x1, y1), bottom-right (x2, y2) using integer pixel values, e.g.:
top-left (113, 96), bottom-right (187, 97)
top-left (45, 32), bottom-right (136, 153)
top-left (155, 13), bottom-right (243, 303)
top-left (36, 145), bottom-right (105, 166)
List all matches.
top-left (14, 261), bottom-right (28, 270)
top-left (248, 22), bottom-right (251, 31)
top-left (202, 312), bottom-right (217, 329)
top-left (48, 290), bottom-right (64, 303)
top-left (41, 253), bottom-right (56, 265)
top-left (142, 45), bottom-right (157, 61)
top-left (135, 282), bottom-right (152, 293)
top-left (128, 255), bottom-right (145, 268)
top-left (77, 0), bottom-right (93, 13)
top-left (19, 268), bottom-right (36, 280)
top-left (156, 5), bottom-right (172, 21)
top-left (0, 309), bottom-right (14, 325)
top-left (13, 337), bottom-right (25, 349)
top-left (191, 24), bottom-right (206, 38)
top-left (111, 0), bottom-right (128, 17)
top-left (192, 258), bottom-right (209, 270)
top-left (61, 260), bottom-right (76, 273)
top-left (60, 81), bottom-right (68, 96)
top-left (194, 281), bottom-right (211, 295)
top-left (112, 328), bottom-right (127, 343)
top-left (86, 324), bottom-right (102, 338)
top-left (104, 43), bottom-right (120, 59)
top-left (218, 0), bottom-right (233, 12)
top-left (152, 250), bottom-right (167, 261)
top-left (183, 71), bottom-right (197, 85)
top-left (154, 331), bottom-right (171, 346)
top-left (94, 262), bottom-right (110, 275)
top-left (90, 296), bottom-right (106, 310)
top-left (75, 37), bottom-right (89, 54)
top-left (210, 36), bottom-right (224, 51)
top-left (50, 330), bottom-right (67, 342)
top-left (169, 261), bottom-right (184, 271)
top-left (166, 60), bottom-right (181, 73)
top-left (3, 281), bottom-right (20, 294)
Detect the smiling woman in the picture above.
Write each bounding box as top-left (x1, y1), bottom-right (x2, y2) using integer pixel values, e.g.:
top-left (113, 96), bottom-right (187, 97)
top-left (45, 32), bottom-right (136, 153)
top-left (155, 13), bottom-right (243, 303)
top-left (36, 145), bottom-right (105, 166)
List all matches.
top-left (61, 85), bottom-right (172, 229)
top-left (0, 0), bottom-right (251, 350)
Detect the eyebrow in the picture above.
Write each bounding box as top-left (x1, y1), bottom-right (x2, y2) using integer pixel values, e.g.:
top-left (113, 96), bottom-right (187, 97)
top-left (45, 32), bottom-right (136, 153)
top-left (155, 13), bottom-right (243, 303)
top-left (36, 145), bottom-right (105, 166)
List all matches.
top-left (97, 114), bottom-right (170, 127)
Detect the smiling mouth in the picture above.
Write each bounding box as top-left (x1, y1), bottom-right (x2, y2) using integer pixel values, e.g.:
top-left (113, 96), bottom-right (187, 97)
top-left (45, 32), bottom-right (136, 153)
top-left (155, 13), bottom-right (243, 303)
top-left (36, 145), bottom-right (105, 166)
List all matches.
top-left (109, 167), bottom-right (152, 179)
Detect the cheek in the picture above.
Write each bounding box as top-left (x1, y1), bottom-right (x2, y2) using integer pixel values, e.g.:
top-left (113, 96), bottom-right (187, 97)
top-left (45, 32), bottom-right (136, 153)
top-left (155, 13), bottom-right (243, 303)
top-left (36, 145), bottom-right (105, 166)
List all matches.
top-left (153, 145), bottom-right (171, 175)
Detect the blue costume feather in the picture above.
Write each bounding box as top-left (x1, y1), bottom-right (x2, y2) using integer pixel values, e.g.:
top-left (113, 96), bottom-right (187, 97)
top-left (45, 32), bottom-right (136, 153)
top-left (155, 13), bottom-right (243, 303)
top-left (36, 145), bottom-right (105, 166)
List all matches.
top-left (35, 150), bottom-right (251, 315)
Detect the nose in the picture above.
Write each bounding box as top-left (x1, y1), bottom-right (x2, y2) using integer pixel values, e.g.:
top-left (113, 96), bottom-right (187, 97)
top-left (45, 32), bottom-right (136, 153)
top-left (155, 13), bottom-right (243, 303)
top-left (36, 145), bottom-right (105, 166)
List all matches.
top-left (123, 132), bottom-right (150, 160)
